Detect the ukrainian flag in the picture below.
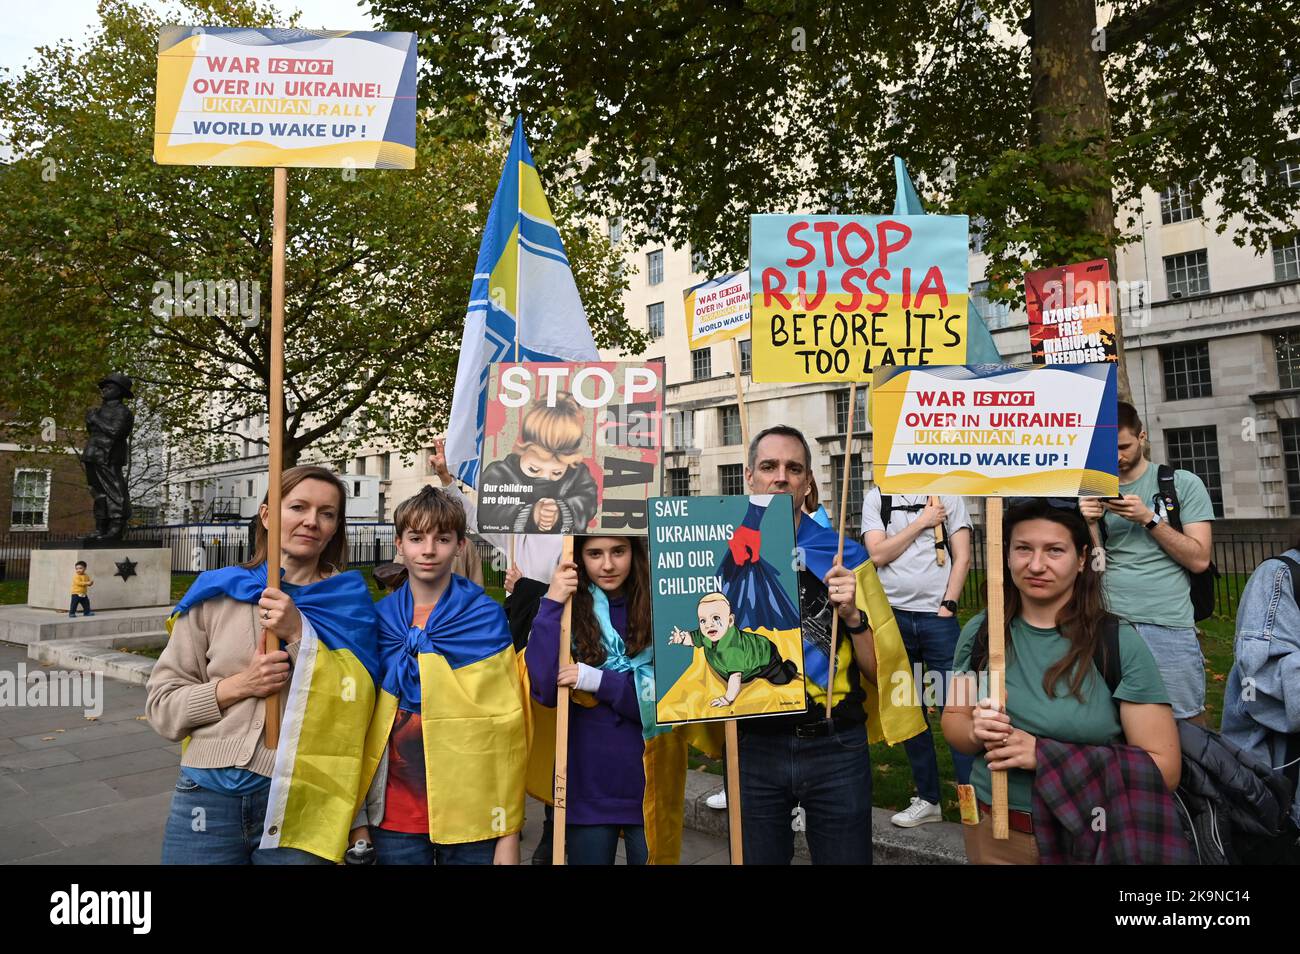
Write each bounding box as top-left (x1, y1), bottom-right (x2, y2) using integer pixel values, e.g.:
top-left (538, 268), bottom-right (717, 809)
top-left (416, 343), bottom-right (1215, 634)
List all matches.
top-left (796, 519), bottom-right (927, 745)
top-left (445, 115), bottom-right (600, 487)
top-left (371, 576), bottom-right (527, 844)
top-left (167, 565), bottom-right (380, 862)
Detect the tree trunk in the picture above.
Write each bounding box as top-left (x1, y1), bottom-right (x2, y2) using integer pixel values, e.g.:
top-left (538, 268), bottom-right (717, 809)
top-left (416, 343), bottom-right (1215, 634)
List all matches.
top-left (1030, 0), bottom-right (1134, 402)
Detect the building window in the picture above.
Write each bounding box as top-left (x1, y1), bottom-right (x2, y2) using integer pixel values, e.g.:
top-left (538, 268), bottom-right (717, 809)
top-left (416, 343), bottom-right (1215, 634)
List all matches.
top-left (647, 301), bottom-right (664, 339)
top-left (11, 469), bottom-right (51, 529)
top-left (738, 338), bottom-right (752, 375)
top-left (1288, 75), bottom-right (1300, 103)
top-left (971, 280), bottom-right (1011, 326)
top-left (246, 479), bottom-right (254, 496)
top-left (1159, 180), bottom-right (1202, 224)
top-left (719, 405), bottom-right (742, 446)
top-left (670, 409), bottom-right (695, 450)
top-left (608, 217), bottom-right (623, 244)
top-left (1273, 233), bottom-right (1300, 281)
top-left (1164, 426), bottom-right (1224, 517)
top-left (1276, 329), bottom-right (1300, 389)
top-left (1163, 249), bottom-right (1209, 298)
top-left (831, 454), bottom-right (865, 532)
top-left (719, 463), bottom-right (745, 496)
top-left (834, 387), bottom-right (869, 433)
top-left (692, 346), bottom-right (712, 381)
top-left (1282, 420), bottom-right (1300, 515)
top-left (668, 468), bottom-right (691, 496)
top-left (377, 453), bottom-right (390, 481)
top-left (1278, 159), bottom-right (1300, 190)
top-left (647, 249), bottom-right (664, 286)
top-left (1160, 341), bottom-right (1213, 401)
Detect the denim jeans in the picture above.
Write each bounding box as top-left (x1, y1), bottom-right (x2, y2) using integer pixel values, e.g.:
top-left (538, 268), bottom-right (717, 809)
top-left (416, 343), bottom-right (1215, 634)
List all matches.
top-left (738, 720), bottom-right (873, 864)
top-left (161, 771), bottom-right (331, 865)
top-left (69, 595), bottom-right (91, 616)
top-left (1133, 622), bottom-right (1206, 719)
top-left (894, 608), bottom-right (975, 804)
top-left (565, 824), bottom-right (648, 865)
top-left (370, 826), bottom-right (497, 865)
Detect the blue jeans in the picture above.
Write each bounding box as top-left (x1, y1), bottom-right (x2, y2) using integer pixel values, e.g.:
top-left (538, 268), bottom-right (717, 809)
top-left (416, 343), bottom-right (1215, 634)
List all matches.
top-left (738, 721), bottom-right (873, 865)
top-left (894, 609), bottom-right (975, 804)
top-left (1133, 622), bottom-right (1205, 719)
top-left (161, 771), bottom-right (331, 865)
top-left (566, 824), bottom-right (648, 865)
top-left (69, 595), bottom-right (91, 616)
top-left (370, 826), bottom-right (497, 865)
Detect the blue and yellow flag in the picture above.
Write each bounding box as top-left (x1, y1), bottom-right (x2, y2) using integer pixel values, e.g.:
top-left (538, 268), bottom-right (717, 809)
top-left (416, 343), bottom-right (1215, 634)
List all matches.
top-left (796, 518), bottom-right (926, 746)
top-left (445, 115), bottom-right (600, 487)
top-left (371, 576), bottom-right (527, 845)
top-left (167, 565), bottom-right (380, 862)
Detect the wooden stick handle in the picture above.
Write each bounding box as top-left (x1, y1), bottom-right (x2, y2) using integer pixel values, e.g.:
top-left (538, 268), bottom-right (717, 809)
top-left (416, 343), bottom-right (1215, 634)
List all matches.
top-left (826, 381), bottom-right (857, 720)
top-left (931, 495), bottom-right (946, 567)
top-left (262, 165), bottom-right (288, 750)
top-left (723, 720), bottom-right (743, 864)
top-left (986, 497), bottom-right (1008, 839)
top-left (552, 536), bottom-right (575, 864)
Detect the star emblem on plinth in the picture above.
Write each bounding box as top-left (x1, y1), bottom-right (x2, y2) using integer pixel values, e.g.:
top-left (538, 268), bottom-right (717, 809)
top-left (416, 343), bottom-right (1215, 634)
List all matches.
top-left (114, 557), bottom-right (138, 581)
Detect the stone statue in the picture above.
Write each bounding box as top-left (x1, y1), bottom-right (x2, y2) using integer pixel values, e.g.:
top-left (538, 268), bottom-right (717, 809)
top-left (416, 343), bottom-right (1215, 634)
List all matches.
top-left (83, 372), bottom-right (135, 541)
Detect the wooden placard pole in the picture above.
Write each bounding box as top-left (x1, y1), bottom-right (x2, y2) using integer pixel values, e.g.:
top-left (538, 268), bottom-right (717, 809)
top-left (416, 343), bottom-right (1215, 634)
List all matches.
top-left (825, 381), bottom-right (857, 720)
top-left (552, 535), bottom-right (575, 864)
top-left (931, 495), bottom-right (946, 567)
top-left (725, 337), bottom-right (750, 865)
top-left (985, 497), bottom-right (1009, 838)
top-left (262, 166), bottom-right (288, 749)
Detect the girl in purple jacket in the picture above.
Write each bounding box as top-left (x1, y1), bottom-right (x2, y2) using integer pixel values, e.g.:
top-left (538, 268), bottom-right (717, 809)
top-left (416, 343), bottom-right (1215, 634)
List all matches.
top-left (527, 535), bottom-right (656, 865)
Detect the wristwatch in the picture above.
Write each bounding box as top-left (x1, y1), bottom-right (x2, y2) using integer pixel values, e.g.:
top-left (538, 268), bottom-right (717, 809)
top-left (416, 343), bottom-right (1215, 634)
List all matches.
top-left (940, 599), bottom-right (958, 614)
top-left (846, 613), bottom-right (870, 634)
top-left (1145, 511), bottom-right (1163, 531)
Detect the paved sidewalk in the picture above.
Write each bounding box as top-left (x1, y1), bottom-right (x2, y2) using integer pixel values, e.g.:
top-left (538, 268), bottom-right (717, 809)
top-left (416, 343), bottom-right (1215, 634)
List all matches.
top-left (0, 643), bottom-right (741, 864)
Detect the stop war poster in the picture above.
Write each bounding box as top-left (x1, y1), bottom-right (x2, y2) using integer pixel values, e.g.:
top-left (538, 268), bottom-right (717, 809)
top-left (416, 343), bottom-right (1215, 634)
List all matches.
top-left (749, 214), bottom-right (969, 383)
top-left (154, 27), bottom-right (417, 168)
top-left (870, 363), bottom-right (1119, 497)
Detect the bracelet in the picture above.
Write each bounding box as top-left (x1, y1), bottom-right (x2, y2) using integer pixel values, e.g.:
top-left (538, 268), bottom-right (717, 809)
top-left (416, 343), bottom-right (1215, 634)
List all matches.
top-left (845, 613), bottom-right (870, 635)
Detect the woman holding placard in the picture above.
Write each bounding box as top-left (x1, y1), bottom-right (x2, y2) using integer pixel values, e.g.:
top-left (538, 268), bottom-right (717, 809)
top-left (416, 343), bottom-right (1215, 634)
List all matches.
top-left (941, 499), bottom-right (1182, 864)
top-left (527, 535), bottom-right (670, 865)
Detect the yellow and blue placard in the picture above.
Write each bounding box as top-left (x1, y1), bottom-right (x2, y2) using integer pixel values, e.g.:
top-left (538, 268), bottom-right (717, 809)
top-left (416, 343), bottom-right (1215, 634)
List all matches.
top-left (154, 27), bottom-right (416, 168)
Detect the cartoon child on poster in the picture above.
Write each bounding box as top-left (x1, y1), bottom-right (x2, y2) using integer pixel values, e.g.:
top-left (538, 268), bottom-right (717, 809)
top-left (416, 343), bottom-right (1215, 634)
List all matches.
top-left (668, 592), bottom-right (800, 707)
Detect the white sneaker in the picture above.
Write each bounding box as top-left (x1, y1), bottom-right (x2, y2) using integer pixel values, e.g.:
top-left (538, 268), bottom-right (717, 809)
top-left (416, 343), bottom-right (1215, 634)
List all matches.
top-left (705, 789), bottom-right (727, 810)
top-left (890, 796), bottom-right (942, 828)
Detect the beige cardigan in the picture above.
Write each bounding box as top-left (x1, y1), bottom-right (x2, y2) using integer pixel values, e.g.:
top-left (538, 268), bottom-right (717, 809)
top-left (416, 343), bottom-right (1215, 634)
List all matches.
top-left (146, 594), bottom-right (301, 778)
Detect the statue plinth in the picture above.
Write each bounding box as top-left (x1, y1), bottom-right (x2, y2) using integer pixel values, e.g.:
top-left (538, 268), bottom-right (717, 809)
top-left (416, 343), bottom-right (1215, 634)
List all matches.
top-left (27, 547), bottom-right (171, 611)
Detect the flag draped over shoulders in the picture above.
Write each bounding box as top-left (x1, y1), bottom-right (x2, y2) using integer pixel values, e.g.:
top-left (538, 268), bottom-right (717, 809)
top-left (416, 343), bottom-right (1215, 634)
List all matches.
top-left (797, 518), bottom-right (926, 746)
top-left (373, 576), bottom-right (527, 844)
top-left (167, 564), bottom-right (379, 862)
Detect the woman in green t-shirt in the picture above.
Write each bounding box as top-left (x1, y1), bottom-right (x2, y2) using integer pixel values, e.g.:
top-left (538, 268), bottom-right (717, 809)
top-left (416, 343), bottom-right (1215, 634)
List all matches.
top-left (941, 499), bottom-right (1181, 864)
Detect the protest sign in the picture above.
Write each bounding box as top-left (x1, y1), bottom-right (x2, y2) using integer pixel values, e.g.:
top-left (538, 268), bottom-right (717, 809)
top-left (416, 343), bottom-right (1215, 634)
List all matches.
top-left (650, 494), bottom-right (806, 724)
top-left (477, 362), bottom-right (663, 535)
top-left (154, 27), bottom-right (417, 168)
top-left (871, 363), bottom-right (1119, 496)
top-left (749, 214), bottom-right (969, 382)
top-left (1025, 259), bottom-right (1118, 365)
top-left (683, 271), bottom-right (750, 347)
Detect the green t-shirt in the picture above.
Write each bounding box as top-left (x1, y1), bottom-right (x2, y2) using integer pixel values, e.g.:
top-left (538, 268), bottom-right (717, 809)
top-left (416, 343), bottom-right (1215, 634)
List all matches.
top-left (953, 612), bottom-right (1168, 812)
top-left (1100, 464), bottom-right (1215, 628)
top-left (689, 625), bottom-right (774, 682)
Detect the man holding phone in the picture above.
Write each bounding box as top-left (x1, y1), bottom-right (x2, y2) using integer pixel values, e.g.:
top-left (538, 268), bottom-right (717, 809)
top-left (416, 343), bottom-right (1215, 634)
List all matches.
top-left (1080, 402), bottom-right (1214, 724)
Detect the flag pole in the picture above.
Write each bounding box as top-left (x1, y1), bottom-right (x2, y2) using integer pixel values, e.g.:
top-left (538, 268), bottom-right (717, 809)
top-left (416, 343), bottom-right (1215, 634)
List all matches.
top-left (262, 165), bottom-right (288, 749)
top-left (552, 535), bottom-right (574, 864)
top-left (986, 497), bottom-right (1009, 838)
top-left (725, 337), bottom-right (749, 865)
top-left (825, 381), bottom-right (857, 720)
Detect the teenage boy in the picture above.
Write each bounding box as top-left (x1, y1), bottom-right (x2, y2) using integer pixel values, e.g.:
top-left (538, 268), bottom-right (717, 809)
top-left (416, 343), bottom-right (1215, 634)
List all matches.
top-left (1080, 402), bottom-right (1215, 723)
top-left (352, 486), bottom-right (526, 864)
top-left (70, 561), bottom-right (95, 617)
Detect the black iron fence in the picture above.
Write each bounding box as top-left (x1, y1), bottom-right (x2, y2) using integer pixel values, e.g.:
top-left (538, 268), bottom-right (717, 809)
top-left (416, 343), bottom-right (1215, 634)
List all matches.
top-left (0, 524), bottom-right (505, 590)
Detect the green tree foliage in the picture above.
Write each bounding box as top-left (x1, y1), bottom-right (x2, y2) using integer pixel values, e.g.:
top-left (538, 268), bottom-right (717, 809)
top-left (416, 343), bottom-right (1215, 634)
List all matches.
top-left (0, 0), bottom-right (638, 467)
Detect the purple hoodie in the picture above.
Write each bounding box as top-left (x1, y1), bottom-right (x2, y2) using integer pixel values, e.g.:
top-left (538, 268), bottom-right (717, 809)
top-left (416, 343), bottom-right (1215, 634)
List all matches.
top-left (526, 595), bottom-right (646, 826)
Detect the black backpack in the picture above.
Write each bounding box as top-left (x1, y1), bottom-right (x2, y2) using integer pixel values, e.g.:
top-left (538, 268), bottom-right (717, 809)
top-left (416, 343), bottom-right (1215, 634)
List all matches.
top-left (971, 612), bottom-right (1123, 694)
top-left (878, 494), bottom-right (951, 560)
top-left (1099, 464), bottom-right (1220, 621)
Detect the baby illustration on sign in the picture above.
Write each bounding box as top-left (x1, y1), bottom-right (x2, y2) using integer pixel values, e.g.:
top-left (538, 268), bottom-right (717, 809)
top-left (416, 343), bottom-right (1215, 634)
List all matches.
top-left (668, 592), bottom-right (800, 708)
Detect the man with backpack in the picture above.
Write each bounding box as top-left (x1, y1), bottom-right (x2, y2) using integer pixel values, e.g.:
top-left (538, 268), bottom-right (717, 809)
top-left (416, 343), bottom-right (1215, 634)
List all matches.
top-left (861, 489), bottom-right (974, 827)
top-left (1080, 402), bottom-right (1215, 724)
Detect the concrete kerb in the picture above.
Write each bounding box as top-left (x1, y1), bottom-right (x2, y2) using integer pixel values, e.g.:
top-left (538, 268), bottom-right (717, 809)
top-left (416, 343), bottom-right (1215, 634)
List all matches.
top-left (25, 633), bottom-right (166, 687)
